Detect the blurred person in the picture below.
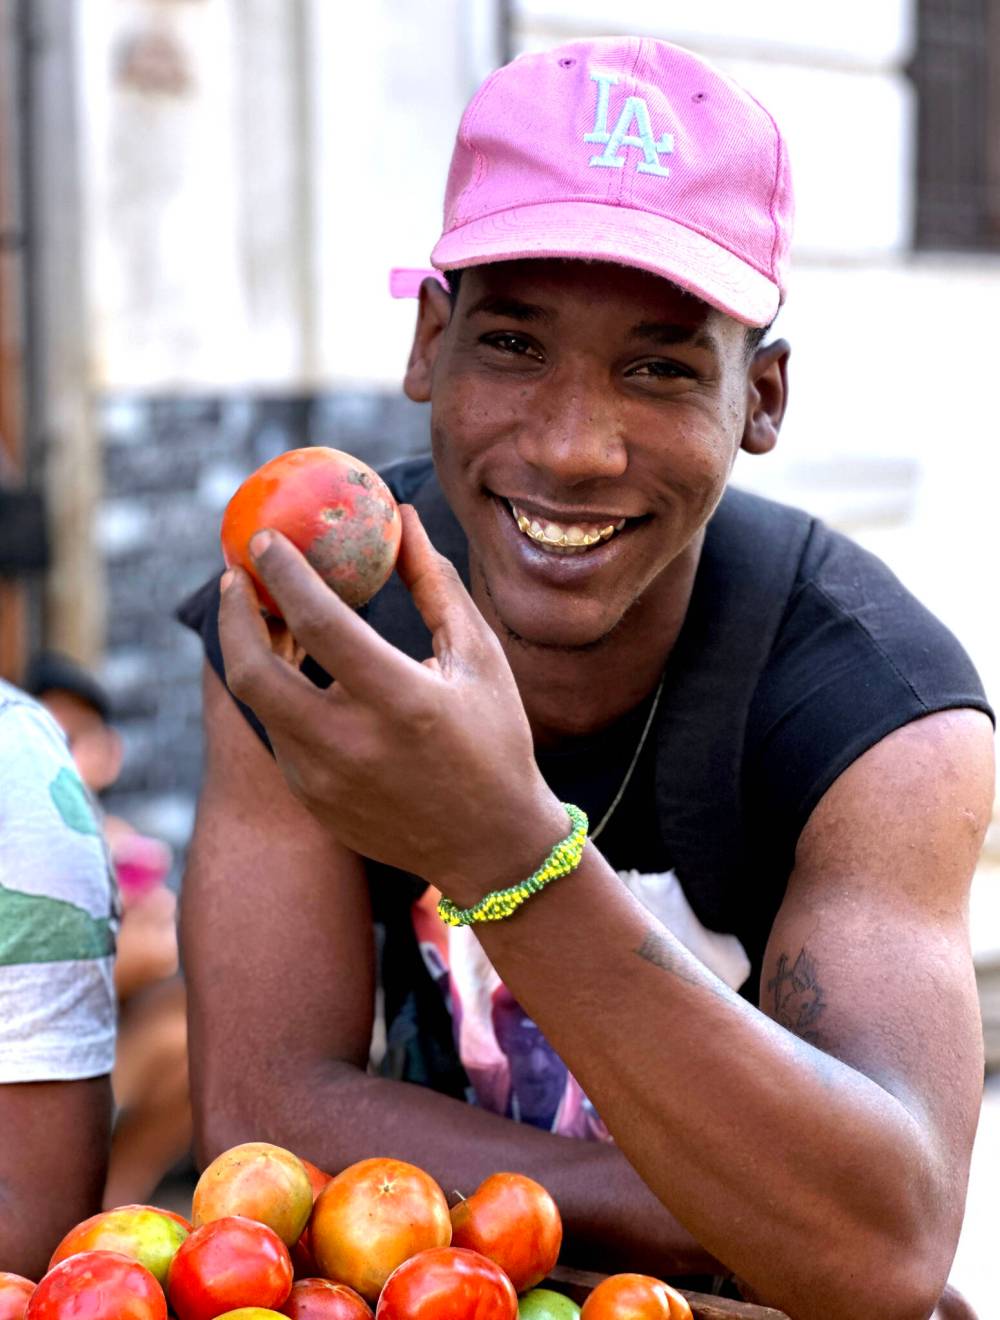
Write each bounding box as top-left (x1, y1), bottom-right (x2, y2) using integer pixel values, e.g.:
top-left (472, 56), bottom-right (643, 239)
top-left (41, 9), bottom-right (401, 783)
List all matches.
top-left (180, 37), bottom-right (994, 1319)
top-left (0, 677), bottom-right (117, 1277)
top-left (25, 652), bottom-right (192, 1208)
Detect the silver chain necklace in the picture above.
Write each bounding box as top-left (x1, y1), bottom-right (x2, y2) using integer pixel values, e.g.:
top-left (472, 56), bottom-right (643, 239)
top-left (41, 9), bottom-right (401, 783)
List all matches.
top-left (589, 672), bottom-right (666, 843)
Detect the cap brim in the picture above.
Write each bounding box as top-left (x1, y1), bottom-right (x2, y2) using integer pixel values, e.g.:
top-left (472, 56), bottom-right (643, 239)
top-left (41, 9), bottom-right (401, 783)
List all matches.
top-left (430, 199), bottom-right (780, 328)
top-left (389, 268), bottom-right (449, 298)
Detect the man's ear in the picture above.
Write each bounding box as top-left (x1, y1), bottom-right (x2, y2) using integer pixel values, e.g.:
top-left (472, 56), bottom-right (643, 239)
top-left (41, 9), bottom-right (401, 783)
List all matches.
top-left (403, 278), bottom-right (453, 402)
top-left (741, 338), bottom-right (790, 456)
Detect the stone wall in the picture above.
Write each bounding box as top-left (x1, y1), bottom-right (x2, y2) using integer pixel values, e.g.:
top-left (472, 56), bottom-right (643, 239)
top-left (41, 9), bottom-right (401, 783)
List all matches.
top-left (97, 389), bottom-right (431, 865)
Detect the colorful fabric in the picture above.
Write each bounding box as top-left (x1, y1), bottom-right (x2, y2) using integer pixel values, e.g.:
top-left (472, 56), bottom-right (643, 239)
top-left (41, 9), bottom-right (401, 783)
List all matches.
top-left (0, 680), bottom-right (118, 1082)
top-left (412, 869), bottom-right (750, 1138)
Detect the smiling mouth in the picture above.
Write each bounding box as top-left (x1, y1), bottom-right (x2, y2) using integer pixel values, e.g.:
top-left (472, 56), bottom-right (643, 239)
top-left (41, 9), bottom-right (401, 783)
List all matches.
top-left (505, 500), bottom-right (628, 554)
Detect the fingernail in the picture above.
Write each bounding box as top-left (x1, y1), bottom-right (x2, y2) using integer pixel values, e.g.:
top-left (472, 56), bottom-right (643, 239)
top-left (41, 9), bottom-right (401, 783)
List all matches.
top-left (219, 569), bottom-right (235, 593)
top-left (249, 530), bottom-right (273, 559)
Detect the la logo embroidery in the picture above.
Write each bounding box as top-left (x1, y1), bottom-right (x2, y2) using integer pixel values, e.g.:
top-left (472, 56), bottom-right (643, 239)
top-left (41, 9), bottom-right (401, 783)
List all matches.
top-left (585, 70), bottom-right (674, 177)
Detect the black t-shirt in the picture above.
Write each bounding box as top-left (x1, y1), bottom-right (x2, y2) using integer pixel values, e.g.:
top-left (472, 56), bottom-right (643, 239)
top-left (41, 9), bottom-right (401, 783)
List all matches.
top-left (179, 455), bottom-right (992, 1098)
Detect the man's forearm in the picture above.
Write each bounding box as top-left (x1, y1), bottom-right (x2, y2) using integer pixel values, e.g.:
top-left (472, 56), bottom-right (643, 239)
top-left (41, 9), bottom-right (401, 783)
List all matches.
top-left (474, 854), bottom-right (966, 1320)
top-left (198, 1059), bottom-right (720, 1279)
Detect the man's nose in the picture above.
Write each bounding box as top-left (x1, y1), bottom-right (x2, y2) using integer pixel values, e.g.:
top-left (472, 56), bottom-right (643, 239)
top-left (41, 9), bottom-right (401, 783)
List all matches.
top-left (516, 371), bottom-right (628, 483)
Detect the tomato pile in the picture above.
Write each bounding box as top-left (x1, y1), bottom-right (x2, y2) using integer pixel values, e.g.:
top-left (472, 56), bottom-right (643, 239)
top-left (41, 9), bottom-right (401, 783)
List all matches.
top-left (0, 1142), bottom-right (693, 1320)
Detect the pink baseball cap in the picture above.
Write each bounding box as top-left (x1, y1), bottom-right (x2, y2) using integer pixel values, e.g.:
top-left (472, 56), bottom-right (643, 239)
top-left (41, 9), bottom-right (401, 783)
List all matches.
top-left (391, 36), bottom-right (793, 327)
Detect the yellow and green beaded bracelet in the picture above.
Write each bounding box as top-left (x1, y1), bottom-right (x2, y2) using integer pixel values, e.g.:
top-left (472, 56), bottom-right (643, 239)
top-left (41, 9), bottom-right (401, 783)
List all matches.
top-left (436, 803), bottom-right (589, 927)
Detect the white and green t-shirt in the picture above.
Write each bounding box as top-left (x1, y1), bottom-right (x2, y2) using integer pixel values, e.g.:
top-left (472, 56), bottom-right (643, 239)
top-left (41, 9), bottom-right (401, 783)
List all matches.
top-left (0, 679), bottom-right (118, 1081)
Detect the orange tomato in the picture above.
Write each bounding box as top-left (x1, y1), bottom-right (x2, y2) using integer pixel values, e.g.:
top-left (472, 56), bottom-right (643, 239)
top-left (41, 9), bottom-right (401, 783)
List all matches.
top-left (450, 1172), bottom-right (562, 1293)
top-left (0, 1274), bottom-right (34, 1320)
top-left (193, 1142), bottom-right (313, 1248)
top-left (221, 447), bottom-right (401, 617)
top-left (579, 1274), bottom-right (692, 1320)
top-left (310, 1158), bottom-right (451, 1304)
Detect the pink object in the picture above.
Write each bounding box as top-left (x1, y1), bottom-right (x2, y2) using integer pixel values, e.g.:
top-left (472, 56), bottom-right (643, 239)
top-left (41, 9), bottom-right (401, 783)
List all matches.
top-left (112, 832), bottom-right (173, 899)
top-left (397, 36), bottom-right (793, 327)
top-left (388, 268), bottom-right (448, 298)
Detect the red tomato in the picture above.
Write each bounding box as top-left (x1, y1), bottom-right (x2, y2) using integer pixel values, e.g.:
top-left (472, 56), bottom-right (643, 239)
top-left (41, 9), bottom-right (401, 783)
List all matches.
top-left (193, 1142), bottom-right (313, 1248)
top-left (375, 1248), bottom-right (517, 1320)
top-left (290, 1160), bottom-right (333, 1279)
top-left (49, 1204), bottom-right (189, 1287)
top-left (167, 1217), bottom-right (293, 1320)
top-left (579, 1274), bottom-right (692, 1320)
top-left (280, 1278), bottom-right (373, 1319)
top-left (450, 1172), bottom-right (562, 1292)
top-left (310, 1158), bottom-right (451, 1303)
top-left (26, 1251), bottom-right (166, 1320)
top-left (0, 1274), bottom-right (34, 1320)
top-left (221, 447), bottom-right (402, 616)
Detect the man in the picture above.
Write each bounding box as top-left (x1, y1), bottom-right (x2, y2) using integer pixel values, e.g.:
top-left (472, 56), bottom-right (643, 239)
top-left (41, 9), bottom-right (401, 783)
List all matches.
top-left (0, 676), bottom-right (118, 1278)
top-left (179, 37), bottom-right (994, 1319)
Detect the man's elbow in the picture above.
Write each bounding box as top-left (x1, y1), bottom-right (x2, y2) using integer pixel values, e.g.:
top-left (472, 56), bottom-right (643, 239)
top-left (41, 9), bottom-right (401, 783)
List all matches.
top-left (193, 1105), bottom-right (253, 1170)
top-left (191, 1056), bottom-right (366, 1171)
top-left (797, 1225), bottom-right (957, 1320)
top-left (856, 1258), bottom-right (953, 1320)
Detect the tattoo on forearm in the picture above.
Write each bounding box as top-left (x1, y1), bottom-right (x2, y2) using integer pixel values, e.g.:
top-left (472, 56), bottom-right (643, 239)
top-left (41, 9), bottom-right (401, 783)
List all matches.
top-left (768, 947), bottom-right (826, 1043)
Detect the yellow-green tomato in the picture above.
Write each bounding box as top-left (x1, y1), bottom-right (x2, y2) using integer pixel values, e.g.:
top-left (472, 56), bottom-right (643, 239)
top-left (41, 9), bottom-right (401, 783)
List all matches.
top-left (213, 1311), bottom-right (288, 1319)
top-left (518, 1289), bottom-right (581, 1320)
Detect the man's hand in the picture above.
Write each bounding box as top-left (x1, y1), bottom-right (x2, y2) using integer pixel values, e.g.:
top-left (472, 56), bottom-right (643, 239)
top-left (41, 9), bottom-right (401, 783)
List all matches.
top-left (218, 504), bottom-right (567, 900)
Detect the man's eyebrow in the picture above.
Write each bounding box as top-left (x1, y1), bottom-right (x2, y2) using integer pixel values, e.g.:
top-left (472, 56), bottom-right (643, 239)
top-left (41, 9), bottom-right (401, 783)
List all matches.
top-left (629, 322), bottom-right (720, 352)
top-left (463, 295), bottom-right (552, 323)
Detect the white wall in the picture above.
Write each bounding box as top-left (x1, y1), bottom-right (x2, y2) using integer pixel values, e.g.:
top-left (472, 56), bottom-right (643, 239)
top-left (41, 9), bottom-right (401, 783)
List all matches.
top-left (78, 0), bottom-right (500, 392)
top-left (80, 0), bottom-right (252, 388)
top-left (306, 0), bottom-right (491, 389)
top-left (515, 0), bottom-right (914, 67)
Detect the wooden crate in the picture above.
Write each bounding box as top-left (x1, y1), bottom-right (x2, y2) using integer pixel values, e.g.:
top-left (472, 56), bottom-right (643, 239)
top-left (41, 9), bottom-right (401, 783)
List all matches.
top-left (547, 1266), bottom-right (789, 1319)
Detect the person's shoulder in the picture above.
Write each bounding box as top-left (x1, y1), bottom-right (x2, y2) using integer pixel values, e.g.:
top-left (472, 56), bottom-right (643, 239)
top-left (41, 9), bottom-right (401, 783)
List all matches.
top-left (715, 487), bottom-right (987, 697)
top-left (779, 506), bottom-right (988, 711)
top-left (738, 491), bottom-right (991, 846)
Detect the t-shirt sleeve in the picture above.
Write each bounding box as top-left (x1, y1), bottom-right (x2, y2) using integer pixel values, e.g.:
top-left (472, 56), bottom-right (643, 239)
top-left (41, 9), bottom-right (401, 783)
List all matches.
top-left (0, 696), bottom-right (119, 1082)
top-left (745, 524), bottom-right (994, 845)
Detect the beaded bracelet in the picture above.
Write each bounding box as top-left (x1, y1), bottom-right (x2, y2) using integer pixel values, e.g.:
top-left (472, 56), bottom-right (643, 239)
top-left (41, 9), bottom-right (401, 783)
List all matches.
top-left (436, 803), bottom-right (589, 927)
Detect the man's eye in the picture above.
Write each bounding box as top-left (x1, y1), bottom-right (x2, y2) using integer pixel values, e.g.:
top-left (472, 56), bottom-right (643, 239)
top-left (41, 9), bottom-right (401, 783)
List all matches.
top-left (628, 359), bottom-right (694, 380)
top-left (482, 332), bottom-right (543, 360)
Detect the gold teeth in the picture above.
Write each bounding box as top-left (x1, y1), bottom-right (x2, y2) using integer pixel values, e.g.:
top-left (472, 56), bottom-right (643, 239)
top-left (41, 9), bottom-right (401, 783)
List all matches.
top-left (513, 505), bottom-right (623, 549)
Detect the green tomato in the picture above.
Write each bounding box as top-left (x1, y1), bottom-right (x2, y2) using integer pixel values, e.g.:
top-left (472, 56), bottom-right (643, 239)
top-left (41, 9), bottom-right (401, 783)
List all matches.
top-left (518, 1287), bottom-right (582, 1320)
